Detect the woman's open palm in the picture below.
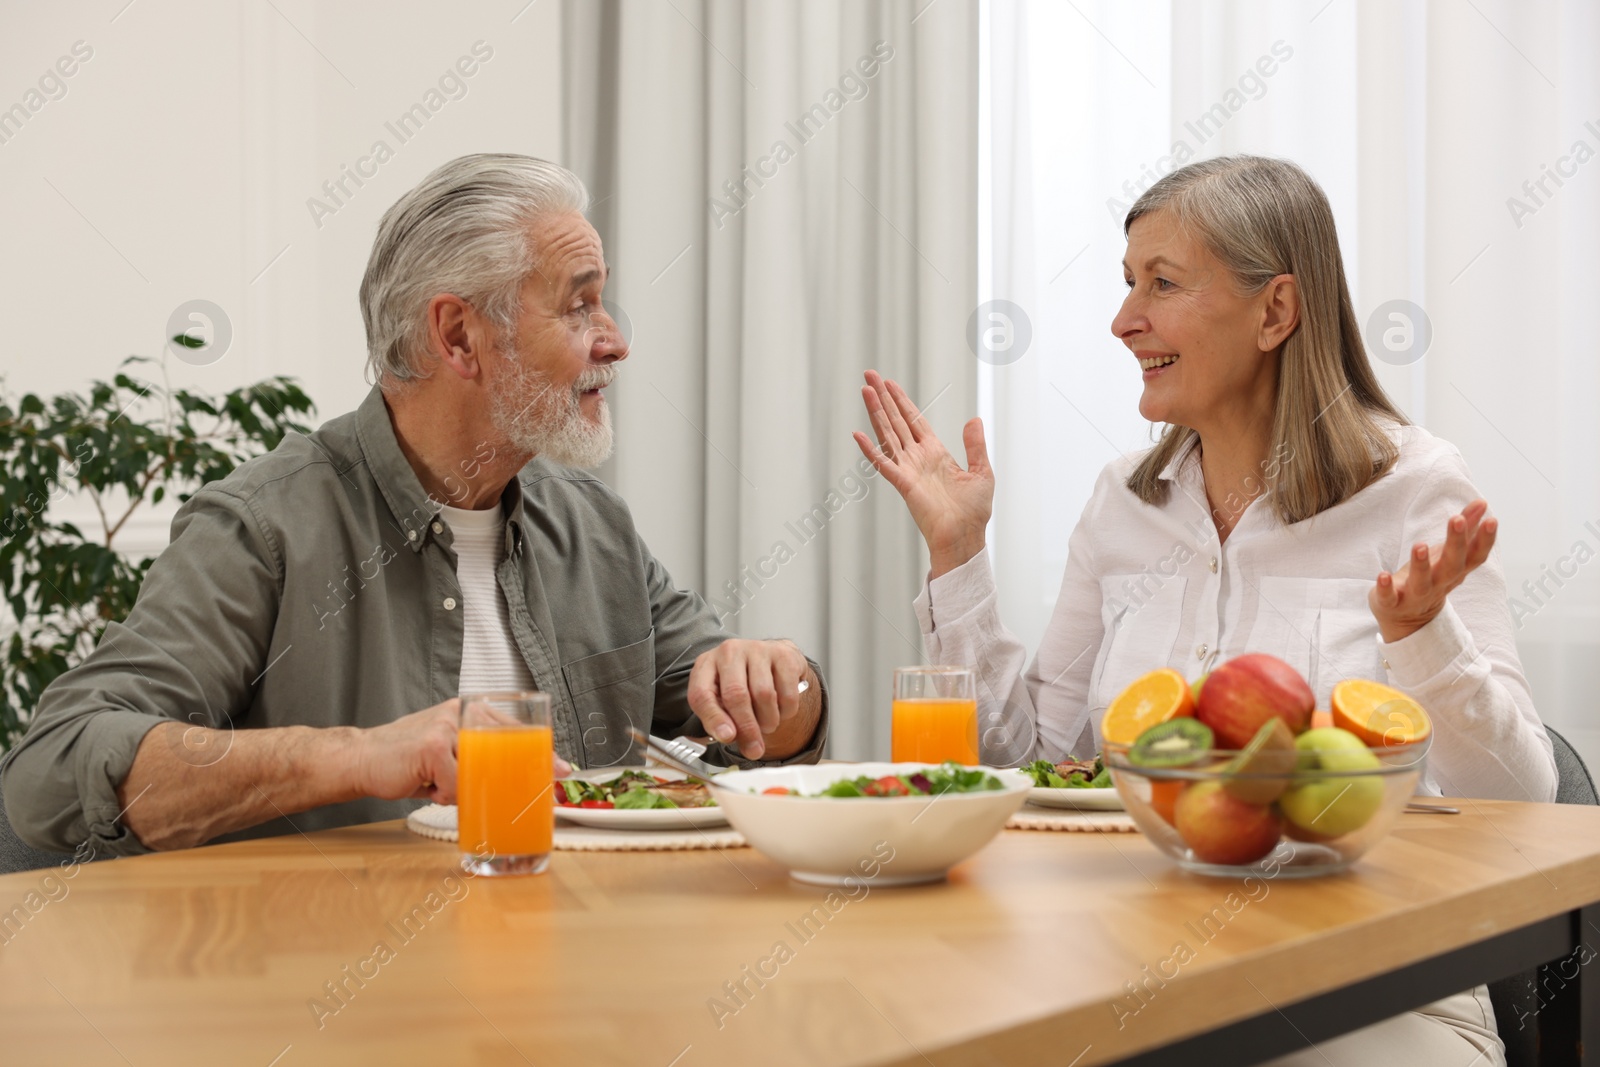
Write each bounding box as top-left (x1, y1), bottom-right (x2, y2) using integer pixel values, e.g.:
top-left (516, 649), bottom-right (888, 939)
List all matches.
top-left (852, 370), bottom-right (994, 577)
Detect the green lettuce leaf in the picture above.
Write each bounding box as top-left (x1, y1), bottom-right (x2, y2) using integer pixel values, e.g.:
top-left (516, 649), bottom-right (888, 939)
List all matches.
top-left (613, 788), bottom-right (677, 810)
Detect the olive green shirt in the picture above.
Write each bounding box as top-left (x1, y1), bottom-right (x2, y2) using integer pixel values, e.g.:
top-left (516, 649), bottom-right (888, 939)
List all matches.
top-left (1, 387), bottom-right (827, 855)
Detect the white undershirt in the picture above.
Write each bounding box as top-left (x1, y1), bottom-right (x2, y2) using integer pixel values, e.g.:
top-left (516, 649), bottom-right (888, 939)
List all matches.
top-left (440, 503), bottom-right (536, 696)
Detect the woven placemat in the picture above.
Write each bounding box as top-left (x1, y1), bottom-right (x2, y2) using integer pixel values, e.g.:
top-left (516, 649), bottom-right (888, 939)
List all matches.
top-left (406, 804), bottom-right (748, 851)
top-left (1007, 806), bottom-right (1139, 833)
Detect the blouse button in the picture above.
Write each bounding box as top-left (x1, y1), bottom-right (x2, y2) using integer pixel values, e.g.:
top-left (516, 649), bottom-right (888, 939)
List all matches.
top-left (406, 529), bottom-right (418, 541)
top-left (443, 597), bottom-right (457, 611)
top-left (1209, 556), bottom-right (1218, 573)
top-left (1196, 643), bottom-right (1209, 659)
top-left (432, 521), bottom-right (444, 534)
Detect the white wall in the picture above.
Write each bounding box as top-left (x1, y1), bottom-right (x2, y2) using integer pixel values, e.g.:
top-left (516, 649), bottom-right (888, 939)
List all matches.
top-left (0, 0), bottom-right (563, 553)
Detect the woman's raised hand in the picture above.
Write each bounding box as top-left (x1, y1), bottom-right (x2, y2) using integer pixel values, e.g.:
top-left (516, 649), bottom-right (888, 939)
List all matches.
top-left (1369, 499), bottom-right (1498, 644)
top-left (852, 370), bottom-right (994, 578)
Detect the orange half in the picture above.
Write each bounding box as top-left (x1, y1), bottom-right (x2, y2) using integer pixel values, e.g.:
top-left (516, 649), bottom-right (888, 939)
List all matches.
top-left (1331, 678), bottom-right (1431, 747)
top-left (1101, 668), bottom-right (1195, 746)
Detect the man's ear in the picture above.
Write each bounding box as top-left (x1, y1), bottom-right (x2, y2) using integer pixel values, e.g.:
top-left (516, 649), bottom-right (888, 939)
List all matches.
top-left (1258, 274), bottom-right (1300, 353)
top-left (426, 293), bottom-right (490, 381)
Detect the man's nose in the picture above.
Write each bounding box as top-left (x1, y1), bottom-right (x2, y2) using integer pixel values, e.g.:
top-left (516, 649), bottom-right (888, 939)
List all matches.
top-left (585, 310), bottom-right (628, 362)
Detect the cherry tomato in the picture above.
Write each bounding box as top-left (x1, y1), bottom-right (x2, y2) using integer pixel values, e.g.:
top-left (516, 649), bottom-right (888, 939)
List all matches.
top-left (865, 775), bottom-right (911, 797)
top-left (762, 786), bottom-right (792, 795)
top-left (578, 799), bottom-right (614, 809)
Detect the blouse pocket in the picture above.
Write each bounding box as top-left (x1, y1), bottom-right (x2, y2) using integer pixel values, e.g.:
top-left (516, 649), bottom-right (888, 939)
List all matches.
top-left (1090, 575), bottom-right (1188, 711)
top-left (561, 629), bottom-right (655, 770)
top-left (1247, 577), bottom-right (1320, 685)
top-left (1308, 581), bottom-right (1384, 705)
top-left (1248, 578), bottom-right (1379, 706)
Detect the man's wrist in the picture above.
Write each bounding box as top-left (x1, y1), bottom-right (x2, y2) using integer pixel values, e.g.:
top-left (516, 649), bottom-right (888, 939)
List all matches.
top-left (317, 725), bottom-right (371, 804)
top-left (761, 657), bottom-right (823, 760)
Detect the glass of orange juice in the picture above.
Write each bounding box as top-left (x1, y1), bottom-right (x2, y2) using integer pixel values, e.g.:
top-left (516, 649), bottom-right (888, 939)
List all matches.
top-left (457, 691), bottom-right (554, 877)
top-left (891, 667), bottom-right (979, 765)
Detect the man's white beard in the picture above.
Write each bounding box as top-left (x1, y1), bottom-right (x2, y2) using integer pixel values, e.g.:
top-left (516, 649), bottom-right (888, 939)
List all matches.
top-left (489, 352), bottom-right (616, 469)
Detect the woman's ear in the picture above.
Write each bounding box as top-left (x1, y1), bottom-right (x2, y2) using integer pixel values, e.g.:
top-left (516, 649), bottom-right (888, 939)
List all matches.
top-left (1258, 274), bottom-right (1301, 352)
top-left (426, 293), bottom-right (489, 381)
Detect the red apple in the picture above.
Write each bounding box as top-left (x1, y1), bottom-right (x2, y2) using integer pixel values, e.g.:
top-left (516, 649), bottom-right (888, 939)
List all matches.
top-left (1174, 781), bottom-right (1284, 866)
top-left (1196, 653), bottom-right (1314, 750)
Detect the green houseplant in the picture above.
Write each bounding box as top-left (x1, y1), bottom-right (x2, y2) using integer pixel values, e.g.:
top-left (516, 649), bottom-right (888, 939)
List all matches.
top-left (0, 340), bottom-right (313, 751)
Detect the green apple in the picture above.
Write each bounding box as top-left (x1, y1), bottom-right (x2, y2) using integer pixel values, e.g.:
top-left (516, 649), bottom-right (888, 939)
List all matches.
top-left (1278, 727), bottom-right (1384, 838)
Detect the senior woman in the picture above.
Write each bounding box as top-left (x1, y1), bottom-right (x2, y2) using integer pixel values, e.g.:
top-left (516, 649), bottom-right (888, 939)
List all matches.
top-left (855, 155), bottom-right (1554, 1065)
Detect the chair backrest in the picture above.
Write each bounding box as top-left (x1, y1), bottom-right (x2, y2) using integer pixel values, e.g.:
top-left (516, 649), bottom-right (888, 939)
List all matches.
top-left (0, 770), bottom-right (76, 875)
top-left (1547, 725), bottom-right (1598, 806)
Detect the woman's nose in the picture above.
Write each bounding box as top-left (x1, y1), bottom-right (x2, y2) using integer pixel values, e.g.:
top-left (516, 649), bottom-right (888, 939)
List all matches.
top-left (1111, 291), bottom-right (1145, 341)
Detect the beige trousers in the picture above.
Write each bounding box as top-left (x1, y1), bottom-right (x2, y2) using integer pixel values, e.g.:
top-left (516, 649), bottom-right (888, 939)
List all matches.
top-left (1263, 986), bottom-right (1504, 1067)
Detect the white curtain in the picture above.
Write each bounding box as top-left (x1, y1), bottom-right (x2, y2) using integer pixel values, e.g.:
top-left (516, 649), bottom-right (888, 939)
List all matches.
top-left (984, 0), bottom-right (1600, 763)
top-left (564, 0), bottom-right (979, 759)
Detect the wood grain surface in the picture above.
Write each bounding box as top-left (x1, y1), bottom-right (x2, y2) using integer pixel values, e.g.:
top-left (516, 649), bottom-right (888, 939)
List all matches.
top-left (2, 799), bottom-right (1598, 1066)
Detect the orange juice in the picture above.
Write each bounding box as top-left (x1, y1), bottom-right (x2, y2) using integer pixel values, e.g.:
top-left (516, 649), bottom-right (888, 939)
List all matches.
top-left (891, 698), bottom-right (979, 764)
top-left (457, 724), bottom-right (554, 856)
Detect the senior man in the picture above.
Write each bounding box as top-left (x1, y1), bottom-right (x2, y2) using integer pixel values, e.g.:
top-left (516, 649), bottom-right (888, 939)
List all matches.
top-left (2, 154), bottom-right (826, 855)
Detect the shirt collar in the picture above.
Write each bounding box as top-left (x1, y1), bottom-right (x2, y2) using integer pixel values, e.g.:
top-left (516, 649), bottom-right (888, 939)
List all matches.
top-left (1157, 430), bottom-right (1202, 483)
top-left (354, 385), bottom-right (527, 556)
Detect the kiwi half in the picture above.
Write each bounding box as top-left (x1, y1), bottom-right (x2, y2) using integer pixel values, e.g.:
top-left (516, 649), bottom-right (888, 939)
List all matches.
top-left (1220, 718), bottom-right (1298, 804)
top-left (1128, 718), bottom-right (1214, 768)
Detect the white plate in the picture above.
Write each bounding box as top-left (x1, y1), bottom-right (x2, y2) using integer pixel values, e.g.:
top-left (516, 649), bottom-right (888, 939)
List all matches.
top-left (1026, 785), bottom-right (1125, 811)
top-left (554, 766), bottom-right (729, 831)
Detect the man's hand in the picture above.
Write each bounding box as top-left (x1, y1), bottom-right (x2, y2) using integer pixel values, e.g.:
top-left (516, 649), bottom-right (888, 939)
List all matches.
top-left (353, 698), bottom-right (464, 803)
top-left (352, 698), bottom-right (575, 805)
top-left (1370, 498), bottom-right (1498, 644)
top-left (687, 639), bottom-right (821, 760)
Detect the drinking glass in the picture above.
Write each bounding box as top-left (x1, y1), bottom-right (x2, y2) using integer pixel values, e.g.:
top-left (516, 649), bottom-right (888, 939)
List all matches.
top-left (457, 691), bottom-right (554, 877)
top-left (891, 667), bottom-right (980, 765)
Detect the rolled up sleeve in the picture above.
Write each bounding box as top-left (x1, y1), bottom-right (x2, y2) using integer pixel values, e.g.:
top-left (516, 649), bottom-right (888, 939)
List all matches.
top-left (1, 489), bottom-right (280, 854)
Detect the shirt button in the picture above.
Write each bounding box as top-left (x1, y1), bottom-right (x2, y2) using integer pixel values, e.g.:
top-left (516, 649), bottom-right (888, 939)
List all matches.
top-left (406, 529), bottom-right (418, 541)
top-left (1382, 658), bottom-right (1391, 670)
top-left (443, 597), bottom-right (457, 611)
top-left (1209, 556), bottom-right (1218, 573)
top-left (1197, 643), bottom-right (1209, 659)
top-left (432, 521), bottom-right (444, 534)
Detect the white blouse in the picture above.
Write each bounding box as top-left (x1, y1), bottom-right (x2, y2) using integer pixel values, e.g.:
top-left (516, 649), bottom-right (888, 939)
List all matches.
top-left (914, 422), bottom-right (1558, 803)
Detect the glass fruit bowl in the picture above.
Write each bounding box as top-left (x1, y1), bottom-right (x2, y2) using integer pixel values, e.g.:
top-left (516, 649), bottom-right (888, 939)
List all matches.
top-left (1104, 732), bottom-right (1430, 878)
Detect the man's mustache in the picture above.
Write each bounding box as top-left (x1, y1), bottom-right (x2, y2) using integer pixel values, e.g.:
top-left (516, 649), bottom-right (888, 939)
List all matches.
top-left (574, 367), bottom-right (618, 393)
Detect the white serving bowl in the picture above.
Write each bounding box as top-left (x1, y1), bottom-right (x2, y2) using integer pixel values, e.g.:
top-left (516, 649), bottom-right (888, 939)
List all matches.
top-left (711, 762), bottom-right (1031, 887)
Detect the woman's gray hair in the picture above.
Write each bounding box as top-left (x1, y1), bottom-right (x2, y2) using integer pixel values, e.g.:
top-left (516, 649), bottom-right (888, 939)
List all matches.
top-left (359, 153), bottom-right (590, 385)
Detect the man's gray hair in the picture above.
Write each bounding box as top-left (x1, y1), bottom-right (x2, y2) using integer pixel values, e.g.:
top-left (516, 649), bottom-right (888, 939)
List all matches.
top-left (359, 153), bottom-right (590, 385)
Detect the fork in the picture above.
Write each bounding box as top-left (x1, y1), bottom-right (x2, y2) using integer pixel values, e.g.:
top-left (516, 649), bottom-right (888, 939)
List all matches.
top-left (646, 678), bottom-right (811, 776)
top-left (1404, 801), bottom-right (1460, 814)
top-left (648, 734), bottom-right (724, 778)
top-left (628, 728), bottom-right (737, 789)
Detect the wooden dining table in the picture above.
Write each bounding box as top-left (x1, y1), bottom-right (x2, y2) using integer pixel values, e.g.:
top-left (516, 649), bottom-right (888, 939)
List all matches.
top-left (2, 798), bottom-right (1599, 1066)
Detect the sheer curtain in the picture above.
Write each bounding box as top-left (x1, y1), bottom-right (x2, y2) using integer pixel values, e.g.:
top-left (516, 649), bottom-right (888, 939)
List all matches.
top-left (983, 0), bottom-right (1600, 764)
top-left (563, 0), bottom-right (979, 759)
